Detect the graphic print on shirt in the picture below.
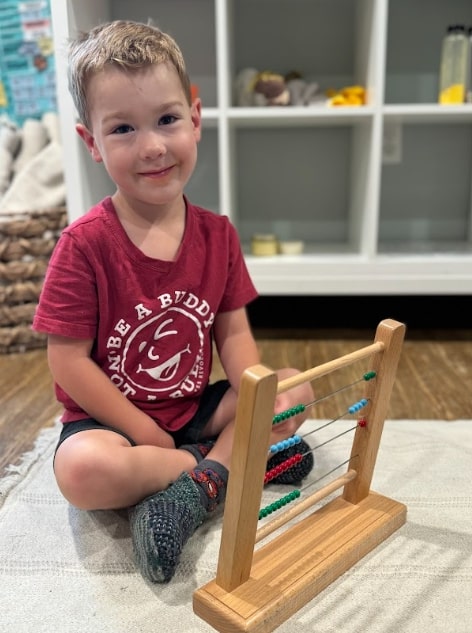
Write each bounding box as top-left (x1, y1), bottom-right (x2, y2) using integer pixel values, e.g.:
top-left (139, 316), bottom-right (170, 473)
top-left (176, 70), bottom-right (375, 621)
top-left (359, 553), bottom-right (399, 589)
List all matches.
top-left (106, 292), bottom-right (214, 402)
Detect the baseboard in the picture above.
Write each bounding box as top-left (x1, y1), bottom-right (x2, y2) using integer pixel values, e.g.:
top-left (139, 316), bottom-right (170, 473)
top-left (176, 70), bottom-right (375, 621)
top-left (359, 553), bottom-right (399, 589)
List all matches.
top-left (248, 295), bottom-right (472, 331)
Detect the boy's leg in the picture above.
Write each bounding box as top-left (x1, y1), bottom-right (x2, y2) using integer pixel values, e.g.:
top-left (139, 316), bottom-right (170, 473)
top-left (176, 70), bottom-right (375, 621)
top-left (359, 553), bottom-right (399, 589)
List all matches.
top-left (53, 427), bottom-right (198, 510)
top-left (130, 368), bottom-right (315, 583)
top-left (130, 392), bottom-right (236, 583)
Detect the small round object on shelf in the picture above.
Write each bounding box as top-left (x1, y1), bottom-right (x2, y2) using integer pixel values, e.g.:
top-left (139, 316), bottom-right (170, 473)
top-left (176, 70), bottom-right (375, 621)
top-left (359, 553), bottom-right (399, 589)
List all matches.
top-left (251, 233), bottom-right (279, 256)
top-left (279, 240), bottom-right (304, 255)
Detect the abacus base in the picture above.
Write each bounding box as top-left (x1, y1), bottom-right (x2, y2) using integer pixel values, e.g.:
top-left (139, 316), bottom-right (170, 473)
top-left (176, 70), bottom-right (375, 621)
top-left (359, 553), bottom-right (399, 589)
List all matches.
top-left (193, 492), bottom-right (407, 633)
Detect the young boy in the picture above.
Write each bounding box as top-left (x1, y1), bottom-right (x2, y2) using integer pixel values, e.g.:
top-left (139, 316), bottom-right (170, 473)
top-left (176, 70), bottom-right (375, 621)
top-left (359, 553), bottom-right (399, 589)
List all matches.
top-left (33, 20), bottom-right (314, 583)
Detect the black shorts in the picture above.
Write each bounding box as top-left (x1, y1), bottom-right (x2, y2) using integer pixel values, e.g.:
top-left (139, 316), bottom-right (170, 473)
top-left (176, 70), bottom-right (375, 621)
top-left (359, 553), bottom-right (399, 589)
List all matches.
top-left (55, 380), bottom-right (230, 454)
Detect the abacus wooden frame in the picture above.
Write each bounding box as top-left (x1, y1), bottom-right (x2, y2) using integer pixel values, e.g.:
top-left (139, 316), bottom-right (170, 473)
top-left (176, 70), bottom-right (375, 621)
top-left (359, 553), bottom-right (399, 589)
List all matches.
top-left (193, 318), bottom-right (407, 633)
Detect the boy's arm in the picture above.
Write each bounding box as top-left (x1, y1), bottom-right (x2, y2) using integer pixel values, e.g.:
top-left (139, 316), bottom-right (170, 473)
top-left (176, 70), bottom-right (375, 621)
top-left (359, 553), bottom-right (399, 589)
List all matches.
top-left (212, 307), bottom-right (261, 392)
top-left (47, 334), bottom-right (175, 448)
top-left (213, 308), bottom-right (308, 439)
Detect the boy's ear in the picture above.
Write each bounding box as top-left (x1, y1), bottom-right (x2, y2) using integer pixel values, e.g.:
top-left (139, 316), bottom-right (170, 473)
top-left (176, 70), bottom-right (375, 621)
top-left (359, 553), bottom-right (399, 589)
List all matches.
top-left (190, 98), bottom-right (202, 142)
top-left (75, 123), bottom-right (103, 162)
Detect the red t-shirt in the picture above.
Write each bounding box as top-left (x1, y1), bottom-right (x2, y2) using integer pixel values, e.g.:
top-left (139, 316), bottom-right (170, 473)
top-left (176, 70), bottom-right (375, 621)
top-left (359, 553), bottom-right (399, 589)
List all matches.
top-left (33, 196), bottom-right (258, 431)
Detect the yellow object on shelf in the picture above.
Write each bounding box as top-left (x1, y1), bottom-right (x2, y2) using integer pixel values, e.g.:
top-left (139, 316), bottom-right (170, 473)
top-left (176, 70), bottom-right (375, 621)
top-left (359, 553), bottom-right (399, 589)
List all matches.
top-left (439, 83), bottom-right (466, 104)
top-left (251, 234), bottom-right (279, 256)
top-left (327, 84), bottom-right (366, 107)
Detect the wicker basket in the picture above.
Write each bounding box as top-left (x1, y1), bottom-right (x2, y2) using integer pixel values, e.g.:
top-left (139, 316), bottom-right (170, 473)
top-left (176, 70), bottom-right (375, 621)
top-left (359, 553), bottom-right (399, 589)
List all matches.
top-left (0, 207), bottom-right (67, 353)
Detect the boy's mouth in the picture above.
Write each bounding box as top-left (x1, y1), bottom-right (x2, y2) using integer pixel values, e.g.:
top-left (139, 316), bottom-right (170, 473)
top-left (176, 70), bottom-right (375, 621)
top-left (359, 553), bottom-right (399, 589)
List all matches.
top-left (139, 165), bottom-right (173, 177)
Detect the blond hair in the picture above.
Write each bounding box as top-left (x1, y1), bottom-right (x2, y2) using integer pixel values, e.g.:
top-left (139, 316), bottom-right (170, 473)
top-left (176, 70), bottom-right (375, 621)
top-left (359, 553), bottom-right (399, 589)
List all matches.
top-left (68, 20), bottom-right (191, 128)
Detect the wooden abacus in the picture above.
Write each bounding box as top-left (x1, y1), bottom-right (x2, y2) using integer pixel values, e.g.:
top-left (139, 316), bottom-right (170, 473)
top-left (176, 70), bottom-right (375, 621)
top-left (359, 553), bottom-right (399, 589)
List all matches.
top-left (193, 319), bottom-right (406, 633)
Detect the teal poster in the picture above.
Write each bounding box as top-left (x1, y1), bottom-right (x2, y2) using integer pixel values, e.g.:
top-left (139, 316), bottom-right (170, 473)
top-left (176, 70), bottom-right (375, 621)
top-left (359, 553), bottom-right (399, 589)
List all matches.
top-left (0, 0), bottom-right (56, 124)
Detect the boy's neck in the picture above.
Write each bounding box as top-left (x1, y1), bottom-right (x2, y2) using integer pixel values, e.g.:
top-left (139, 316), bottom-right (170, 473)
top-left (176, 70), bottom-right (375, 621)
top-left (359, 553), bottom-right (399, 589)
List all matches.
top-left (111, 193), bottom-right (186, 261)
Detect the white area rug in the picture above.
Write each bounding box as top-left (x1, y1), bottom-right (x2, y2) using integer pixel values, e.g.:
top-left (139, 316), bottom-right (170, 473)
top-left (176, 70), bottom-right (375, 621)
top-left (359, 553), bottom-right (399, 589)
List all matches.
top-left (0, 419), bottom-right (471, 633)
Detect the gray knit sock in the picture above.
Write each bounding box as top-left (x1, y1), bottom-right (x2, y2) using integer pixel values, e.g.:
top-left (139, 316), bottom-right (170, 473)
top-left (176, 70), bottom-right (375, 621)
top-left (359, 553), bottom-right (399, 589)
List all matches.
top-left (179, 438), bottom-right (216, 462)
top-left (129, 472), bottom-right (206, 583)
top-left (190, 459), bottom-right (228, 512)
top-left (266, 439), bottom-right (314, 485)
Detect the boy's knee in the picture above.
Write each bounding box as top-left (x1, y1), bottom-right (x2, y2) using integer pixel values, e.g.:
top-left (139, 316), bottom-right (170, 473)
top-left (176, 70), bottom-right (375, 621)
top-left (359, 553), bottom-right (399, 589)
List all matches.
top-left (277, 367), bottom-right (314, 403)
top-left (54, 442), bottom-right (107, 509)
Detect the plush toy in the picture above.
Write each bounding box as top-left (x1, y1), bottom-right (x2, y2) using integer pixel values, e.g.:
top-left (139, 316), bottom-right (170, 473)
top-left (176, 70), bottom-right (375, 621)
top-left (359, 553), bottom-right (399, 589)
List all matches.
top-left (286, 78), bottom-right (325, 106)
top-left (235, 67), bottom-right (323, 107)
top-left (234, 68), bottom-right (259, 106)
top-left (252, 71), bottom-right (290, 106)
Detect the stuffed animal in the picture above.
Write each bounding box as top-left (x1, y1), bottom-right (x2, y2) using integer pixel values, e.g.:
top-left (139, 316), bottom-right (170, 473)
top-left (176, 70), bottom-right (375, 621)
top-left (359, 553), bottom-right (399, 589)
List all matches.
top-left (286, 78), bottom-right (325, 106)
top-left (234, 68), bottom-right (259, 106)
top-left (235, 67), bottom-right (323, 107)
top-left (252, 71), bottom-right (290, 106)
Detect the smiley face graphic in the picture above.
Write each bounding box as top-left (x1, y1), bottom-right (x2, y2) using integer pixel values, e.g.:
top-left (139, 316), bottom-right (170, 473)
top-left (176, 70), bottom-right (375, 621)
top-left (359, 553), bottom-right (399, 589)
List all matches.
top-left (121, 307), bottom-right (205, 394)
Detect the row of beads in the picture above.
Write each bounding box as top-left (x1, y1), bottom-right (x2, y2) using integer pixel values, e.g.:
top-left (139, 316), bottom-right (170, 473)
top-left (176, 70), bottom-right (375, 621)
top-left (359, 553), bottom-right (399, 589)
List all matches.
top-left (348, 398), bottom-right (368, 414)
top-left (273, 403), bottom-right (305, 425)
top-left (264, 453), bottom-right (303, 485)
top-left (269, 434), bottom-right (302, 455)
top-left (259, 489), bottom-right (301, 519)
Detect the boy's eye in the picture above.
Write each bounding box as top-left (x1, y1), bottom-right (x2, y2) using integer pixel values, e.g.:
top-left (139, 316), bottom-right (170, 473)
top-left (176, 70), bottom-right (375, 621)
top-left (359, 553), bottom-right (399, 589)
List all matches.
top-left (112, 124), bottom-right (133, 134)
top-left (159, 114), bottom-right (177, 125)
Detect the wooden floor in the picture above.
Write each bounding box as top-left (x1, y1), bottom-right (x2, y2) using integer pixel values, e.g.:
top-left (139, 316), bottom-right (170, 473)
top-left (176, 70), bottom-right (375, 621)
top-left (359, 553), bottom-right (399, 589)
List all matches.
top-left (1, 327), bottom-right (471, 477)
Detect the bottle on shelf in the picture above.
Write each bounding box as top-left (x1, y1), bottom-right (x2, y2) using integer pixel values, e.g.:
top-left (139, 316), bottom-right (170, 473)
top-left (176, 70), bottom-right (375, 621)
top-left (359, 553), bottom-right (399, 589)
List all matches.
top-left (438, 24), bottom-right (469, 104)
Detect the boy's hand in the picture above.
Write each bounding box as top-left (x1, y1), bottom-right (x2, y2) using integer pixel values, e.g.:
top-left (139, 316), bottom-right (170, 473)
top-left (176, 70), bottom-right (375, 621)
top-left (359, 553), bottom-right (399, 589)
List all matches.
top-left (272, 391), bottom-right (303, 439)
top-left (128, 416), bottom-right (176, 449)
top-left (272, 369), bottom-right (314, 440)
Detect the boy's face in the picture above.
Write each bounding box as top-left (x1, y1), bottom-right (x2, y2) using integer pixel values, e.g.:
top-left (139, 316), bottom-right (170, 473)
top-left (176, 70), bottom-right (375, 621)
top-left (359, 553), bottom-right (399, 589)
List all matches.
top-left (76, 63), bottom-right (201, 210)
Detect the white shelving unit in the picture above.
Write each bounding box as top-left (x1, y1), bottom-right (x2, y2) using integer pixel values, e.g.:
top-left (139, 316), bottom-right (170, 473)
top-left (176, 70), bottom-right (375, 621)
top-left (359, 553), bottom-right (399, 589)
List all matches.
top-left (50, 0), bottom-right (472, 295)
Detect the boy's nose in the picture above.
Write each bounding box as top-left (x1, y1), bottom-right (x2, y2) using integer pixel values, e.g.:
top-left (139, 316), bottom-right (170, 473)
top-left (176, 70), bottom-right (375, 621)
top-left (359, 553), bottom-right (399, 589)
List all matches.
top-left (140, 131), bottom-right (166, 159)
